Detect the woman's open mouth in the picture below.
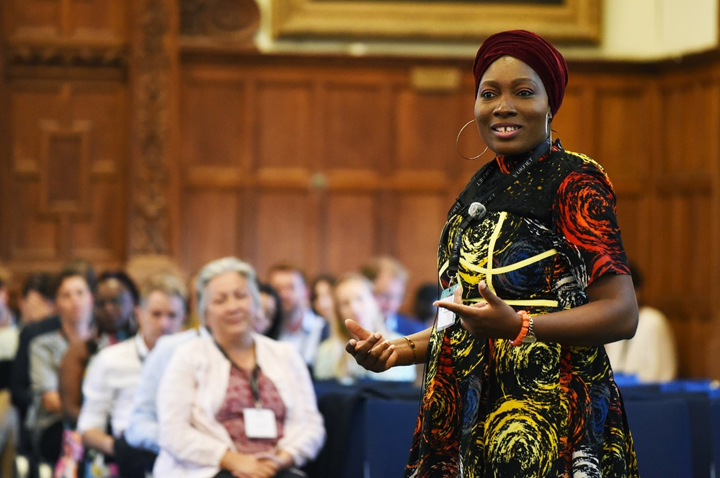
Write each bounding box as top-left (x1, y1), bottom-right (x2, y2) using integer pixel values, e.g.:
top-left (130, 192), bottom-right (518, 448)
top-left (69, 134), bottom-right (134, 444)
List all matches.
top-left (491, 124), bottom-right (522, 139)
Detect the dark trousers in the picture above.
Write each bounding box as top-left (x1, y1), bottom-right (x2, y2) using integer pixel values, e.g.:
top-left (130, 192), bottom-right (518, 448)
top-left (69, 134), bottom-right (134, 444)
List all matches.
top-left (113, 434), bottom-right (157, 478)
top-left (36, 421), bottom-right (63, 465)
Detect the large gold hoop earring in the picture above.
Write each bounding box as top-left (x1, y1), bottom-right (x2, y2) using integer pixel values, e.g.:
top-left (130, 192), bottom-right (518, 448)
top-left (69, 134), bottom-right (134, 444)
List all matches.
top-left (456, 119), bottom-right (489, 161)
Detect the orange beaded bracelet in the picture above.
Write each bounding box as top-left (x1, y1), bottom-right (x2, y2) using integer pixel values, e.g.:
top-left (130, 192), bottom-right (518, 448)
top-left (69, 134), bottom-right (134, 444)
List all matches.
top-left (510, 310), bottom-right (531, 346)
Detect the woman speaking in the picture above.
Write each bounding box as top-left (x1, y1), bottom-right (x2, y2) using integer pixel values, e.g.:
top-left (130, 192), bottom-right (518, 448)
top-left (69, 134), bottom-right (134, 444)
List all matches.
top-left (346, 30), bottom-right (639, 477)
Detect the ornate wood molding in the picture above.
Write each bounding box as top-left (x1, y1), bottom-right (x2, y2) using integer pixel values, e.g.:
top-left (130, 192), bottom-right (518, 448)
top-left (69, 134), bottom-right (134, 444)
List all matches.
top-left (128, 0), bottom-right (179, 256)
top-left (6, 40), bottom-right (127, 68)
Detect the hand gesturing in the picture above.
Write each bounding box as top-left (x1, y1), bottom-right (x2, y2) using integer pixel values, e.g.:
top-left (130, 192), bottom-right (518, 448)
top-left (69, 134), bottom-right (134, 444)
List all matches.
top-left (344, 319), bottom-right (398, 373)
top-left (434, 280), bottom-right (521, 339)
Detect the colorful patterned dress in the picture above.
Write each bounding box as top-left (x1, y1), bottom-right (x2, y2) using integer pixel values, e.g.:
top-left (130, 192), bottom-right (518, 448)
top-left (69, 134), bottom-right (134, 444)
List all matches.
top-left (405, 140), bottom-right (639, 478)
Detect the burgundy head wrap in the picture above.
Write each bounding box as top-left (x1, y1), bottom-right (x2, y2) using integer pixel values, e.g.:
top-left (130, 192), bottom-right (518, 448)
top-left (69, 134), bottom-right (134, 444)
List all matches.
top-left (473, 30), bottom-right (568, 117)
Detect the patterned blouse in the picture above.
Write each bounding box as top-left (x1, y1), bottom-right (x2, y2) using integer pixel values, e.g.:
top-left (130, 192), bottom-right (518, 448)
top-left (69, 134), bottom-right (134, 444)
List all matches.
top-left (215, 366), bottom-right (286, 455)
top-left (405, 140), bottom-right (639, 478)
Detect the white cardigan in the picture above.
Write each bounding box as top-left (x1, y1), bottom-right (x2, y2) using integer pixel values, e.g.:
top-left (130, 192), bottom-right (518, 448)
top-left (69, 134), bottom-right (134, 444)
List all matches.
top-left (153, 334), bottom-right (326, 478)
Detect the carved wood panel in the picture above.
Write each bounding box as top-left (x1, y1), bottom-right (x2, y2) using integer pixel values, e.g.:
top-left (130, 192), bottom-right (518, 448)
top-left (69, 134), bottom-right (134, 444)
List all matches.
top-left (3, 79), bottom-right (127, 268)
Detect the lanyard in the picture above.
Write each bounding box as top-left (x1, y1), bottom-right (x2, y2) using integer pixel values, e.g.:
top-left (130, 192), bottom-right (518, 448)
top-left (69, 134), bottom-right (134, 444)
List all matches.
top-left (443, 139), bottom-right (555, 283)
top-left (134, 338), bottom-right (146, 364)
top-left (214, 341), bottom-right (263, 408)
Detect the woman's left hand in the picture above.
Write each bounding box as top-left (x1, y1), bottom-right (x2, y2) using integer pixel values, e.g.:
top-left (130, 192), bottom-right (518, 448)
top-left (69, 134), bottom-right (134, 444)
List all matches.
top-left (435, 280), bottom-right (522, 339)
top-left (221, 451), bottom-right (278, 478)
top-left (255, 449), bottom-right (294, 471)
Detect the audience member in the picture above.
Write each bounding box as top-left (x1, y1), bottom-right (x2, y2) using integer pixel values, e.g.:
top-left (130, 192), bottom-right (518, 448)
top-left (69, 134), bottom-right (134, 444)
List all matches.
top-left (26, 267), bottom-right (94, 464)
top-left (362, 256), bottom-right (424, 335)
top-left (59, 270), bottom-right (140, 427)
top-left (92, 271), bottom-right (139, 342)
top-left (413, 283), bottom-right (438, 329)
top-left (257, 283), bottom-right (283, 340)
top-left (123, 305), bottom-right (209, 478)
top-left (0, 268), bottom-right (19, 365)
top-left (310, 275), bottom-right (335, 328)
top-left (0, 267), bottom-right (17, 329)
top-left (154, 257), bottom-right (325, 478)
top-left (267, 264), bottom-right (325, 366)
top-left (19, 273), bottom-right (55, 325)
top-left (0, 267), bottom-right (19, 474)
top-left (11, 261), bottom-right (95, 454)
top-left (77, 274), bottom-right (186, 474)
top-left (605, 263), bottom-right (677, 383)
top-left (314, 273), bottom-right (415, 383)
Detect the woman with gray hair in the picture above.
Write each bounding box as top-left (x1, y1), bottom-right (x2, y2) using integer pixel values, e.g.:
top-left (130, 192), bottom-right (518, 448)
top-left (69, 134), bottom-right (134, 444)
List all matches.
top-left (154, 257), bottom-right (325, 478)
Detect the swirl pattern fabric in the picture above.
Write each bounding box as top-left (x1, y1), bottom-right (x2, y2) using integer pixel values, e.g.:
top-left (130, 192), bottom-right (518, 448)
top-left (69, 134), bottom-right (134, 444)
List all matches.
top-left (405, 142), bottom-right (638, 478)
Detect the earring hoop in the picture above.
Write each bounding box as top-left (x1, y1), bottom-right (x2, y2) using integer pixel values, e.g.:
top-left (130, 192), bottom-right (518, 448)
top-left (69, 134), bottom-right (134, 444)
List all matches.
top-left (456, 119), bottom-right (489, 161)
top-left (546, 112), bottom-right (553, 143)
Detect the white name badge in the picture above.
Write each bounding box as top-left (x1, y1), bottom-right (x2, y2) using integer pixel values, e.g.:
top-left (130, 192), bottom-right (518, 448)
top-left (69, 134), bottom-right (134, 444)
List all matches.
top-left (244, 408), bottom-right (278, 439)
top-left (437, 284), bottom-right (459, 331)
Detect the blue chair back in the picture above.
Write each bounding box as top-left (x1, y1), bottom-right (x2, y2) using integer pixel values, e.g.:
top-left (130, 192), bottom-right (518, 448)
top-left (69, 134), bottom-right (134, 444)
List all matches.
top-left (363, 398), bottom-right (418, 478)
top-left (625, 398), bottom-right (694, 478)
top-left (710, 397), bottom-right (720, 478)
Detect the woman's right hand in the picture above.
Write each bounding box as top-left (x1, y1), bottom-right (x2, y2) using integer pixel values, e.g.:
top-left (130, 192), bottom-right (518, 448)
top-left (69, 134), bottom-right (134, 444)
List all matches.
top-left (344, 319), bottom-right (398, 373)
top-left (220, 450), bottom-right (278, 478)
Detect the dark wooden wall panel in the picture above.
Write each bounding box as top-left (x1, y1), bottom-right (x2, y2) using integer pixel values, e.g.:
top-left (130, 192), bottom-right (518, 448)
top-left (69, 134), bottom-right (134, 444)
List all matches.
top-left (612, 195), bottom-right (644, 271)
top-left (325, 84), bottom-right (392, 171)
top-left (255, 191), bottom-right (313, 277)
top-left (8, 181), bottom-right (58, 260)
top-left (594, 85), bottom-right (650, 182)
top-left (551, 85), bottom-right (593, 155)
top-left (394, 193), bottom-right (448, 300)
top-left (183, 190), bottom-right (240, 274)
top-left (325, 193), bottom-right (376, 275)
top-left (395, 90), bottom-right (462, 173)
top-left (180, 77), bottom-right (246, 168)
top-left (256, 82), bottom-right (312, 170)
top-left (71, 182), bottom-right (125, 255)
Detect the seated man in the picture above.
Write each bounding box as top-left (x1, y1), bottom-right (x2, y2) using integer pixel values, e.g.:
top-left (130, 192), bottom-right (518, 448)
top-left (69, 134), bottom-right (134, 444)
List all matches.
top-left (268, 263), bottom-right (326, 366)
top-left (121, 326), bottom-right (210, 477)
top-left (362, 256), bottom-right (425, 336)
top-left (27, 266), bottom-right (94, 464)
top-left (11, 264), bottom-right (88, 459)
top-left (18, 272), bottom-right (55, 325)
top-left (76, 274), bottom-right (186, 472)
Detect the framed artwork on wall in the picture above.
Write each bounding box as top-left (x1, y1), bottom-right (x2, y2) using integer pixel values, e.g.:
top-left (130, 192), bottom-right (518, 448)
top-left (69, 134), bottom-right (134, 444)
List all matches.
top-left (272, 0), bottom-right (601, 44)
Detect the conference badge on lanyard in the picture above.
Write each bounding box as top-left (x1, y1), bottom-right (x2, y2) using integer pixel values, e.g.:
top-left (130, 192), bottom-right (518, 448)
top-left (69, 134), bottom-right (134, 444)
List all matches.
top-left (243, 408), bottom-right (278, 439)
top-left (437, 283), bottom-right (459, 331)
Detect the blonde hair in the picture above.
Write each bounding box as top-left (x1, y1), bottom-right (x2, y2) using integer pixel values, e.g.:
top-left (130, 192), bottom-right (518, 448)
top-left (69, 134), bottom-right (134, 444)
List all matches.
top-left (140, 273), bottom-right (187, 306)
top-left (324, 273), bottom-right (389, 381)
top-left (361, 256), bottom-right (408, 284)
